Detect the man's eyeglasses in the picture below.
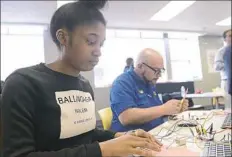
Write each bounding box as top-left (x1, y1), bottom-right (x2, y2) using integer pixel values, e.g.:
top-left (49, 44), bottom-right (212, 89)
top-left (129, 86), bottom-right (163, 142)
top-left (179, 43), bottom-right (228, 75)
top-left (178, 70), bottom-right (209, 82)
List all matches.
top-left (142, 63), bottom-right (165, 75)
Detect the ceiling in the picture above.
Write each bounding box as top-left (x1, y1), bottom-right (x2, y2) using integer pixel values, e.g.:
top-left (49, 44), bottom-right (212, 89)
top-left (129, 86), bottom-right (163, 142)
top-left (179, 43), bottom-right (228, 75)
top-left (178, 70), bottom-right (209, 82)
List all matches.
top-left (1, 1), bottom-right (231, 35)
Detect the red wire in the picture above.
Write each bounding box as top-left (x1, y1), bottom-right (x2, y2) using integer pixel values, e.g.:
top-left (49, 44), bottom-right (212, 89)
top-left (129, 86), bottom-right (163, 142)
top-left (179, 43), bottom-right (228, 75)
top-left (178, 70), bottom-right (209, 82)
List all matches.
top-left (215, 129), bottom-right (230, 134)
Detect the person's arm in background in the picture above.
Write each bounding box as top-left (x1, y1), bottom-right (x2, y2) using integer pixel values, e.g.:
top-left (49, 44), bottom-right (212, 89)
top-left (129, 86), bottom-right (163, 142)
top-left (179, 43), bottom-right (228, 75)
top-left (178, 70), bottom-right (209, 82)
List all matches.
top-left (214, 47), bottom-right (225, 71)
top-left (229, 81), bottom-right (232, 95)
top-left (1, 73), bottom-right (105, 157)
top-left (223, 46), bottom-right (231, 94)
top-left (0, 81), bottom-right (4, 94)
top-left (110, 80), bottom-right (185, 126)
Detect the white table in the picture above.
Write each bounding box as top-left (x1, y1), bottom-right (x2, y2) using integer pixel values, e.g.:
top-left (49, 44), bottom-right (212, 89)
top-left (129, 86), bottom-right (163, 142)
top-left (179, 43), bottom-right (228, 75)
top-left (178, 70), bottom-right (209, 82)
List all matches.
top-left (186, 92), bottom-right (225, 109)
top-left (149, 110), bottom-right (231, 156)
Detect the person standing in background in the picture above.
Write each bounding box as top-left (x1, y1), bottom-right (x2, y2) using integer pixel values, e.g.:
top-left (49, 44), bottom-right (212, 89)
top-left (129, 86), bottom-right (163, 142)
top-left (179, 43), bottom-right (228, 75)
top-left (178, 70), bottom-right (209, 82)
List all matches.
top-left (124, 57), bottom-right (134, 72)
top-left (214, 29), bottom-right (231, 92)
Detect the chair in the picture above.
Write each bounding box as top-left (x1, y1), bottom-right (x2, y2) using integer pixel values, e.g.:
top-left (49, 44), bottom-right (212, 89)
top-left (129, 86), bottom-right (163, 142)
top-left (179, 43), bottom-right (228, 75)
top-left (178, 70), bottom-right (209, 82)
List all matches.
top-left (98, 107), bottom-right (113, 130)
top-left (212, 87), bottom-right (225, 109)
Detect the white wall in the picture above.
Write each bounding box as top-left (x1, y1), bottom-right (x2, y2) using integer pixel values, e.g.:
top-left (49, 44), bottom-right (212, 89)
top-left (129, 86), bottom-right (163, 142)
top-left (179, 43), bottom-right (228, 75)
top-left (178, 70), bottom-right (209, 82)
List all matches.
top-left (43, 30), bottom-right (223, 120)
top-left (193, 35), bottom-right (223, 105)
top-left (43, 29), bottom-right (59, 64)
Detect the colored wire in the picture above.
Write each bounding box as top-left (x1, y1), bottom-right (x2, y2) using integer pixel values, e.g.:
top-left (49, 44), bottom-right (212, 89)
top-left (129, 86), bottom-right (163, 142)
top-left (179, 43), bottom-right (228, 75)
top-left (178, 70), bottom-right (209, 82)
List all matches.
top-left (214, 128), bottom-right (230, 134)
top-left (202, 111), bottom-right (214, 127)
top-left (155, 119), bottom-right (199, 141)
top-left (154, 119), bottom-right (182, 137)
top-left (194, 137), bottom-right (204, 150)
top-left (154, 111), bottom-right (230, 152)
top-left (166, 140), bottom-right (176, 149)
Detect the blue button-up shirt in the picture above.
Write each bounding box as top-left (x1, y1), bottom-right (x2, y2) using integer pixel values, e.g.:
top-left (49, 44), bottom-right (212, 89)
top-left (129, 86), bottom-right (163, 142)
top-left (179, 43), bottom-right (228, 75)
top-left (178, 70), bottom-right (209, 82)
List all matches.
top-left (110, 69), bottom-right (164, 132)
top-left (124, 65), bottom-right (134, 72)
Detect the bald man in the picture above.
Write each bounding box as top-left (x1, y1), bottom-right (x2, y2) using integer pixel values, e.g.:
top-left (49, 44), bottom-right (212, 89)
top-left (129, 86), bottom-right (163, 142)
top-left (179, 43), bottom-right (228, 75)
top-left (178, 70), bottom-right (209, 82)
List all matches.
top-left (110, 48), bottom-right (188, 132)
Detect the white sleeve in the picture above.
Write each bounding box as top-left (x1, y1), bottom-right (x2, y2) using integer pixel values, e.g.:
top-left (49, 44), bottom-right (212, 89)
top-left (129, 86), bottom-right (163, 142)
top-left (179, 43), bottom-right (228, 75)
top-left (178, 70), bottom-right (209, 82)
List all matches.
top-left (214, 48), bottom-right (225, 71)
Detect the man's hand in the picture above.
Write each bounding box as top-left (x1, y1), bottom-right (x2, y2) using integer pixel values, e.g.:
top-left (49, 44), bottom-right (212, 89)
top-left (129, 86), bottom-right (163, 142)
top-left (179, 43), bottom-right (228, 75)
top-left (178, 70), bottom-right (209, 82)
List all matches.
top-left (180, 99), bottom-right (189, 112)
top-left (99, 133), bottom-right (161, 157)
top-left (161, 99), bottom-right (189, 115)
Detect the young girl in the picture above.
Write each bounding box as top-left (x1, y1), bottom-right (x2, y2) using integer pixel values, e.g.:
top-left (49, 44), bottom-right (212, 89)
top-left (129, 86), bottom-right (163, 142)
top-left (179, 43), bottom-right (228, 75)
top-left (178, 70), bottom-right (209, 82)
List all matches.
top-left (1, 1), bottom-right (162, 157)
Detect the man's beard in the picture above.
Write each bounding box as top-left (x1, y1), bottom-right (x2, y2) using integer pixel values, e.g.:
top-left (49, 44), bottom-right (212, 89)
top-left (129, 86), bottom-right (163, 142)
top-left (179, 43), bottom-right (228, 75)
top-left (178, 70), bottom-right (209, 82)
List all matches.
top-left (142, 74), bottom-right (157, 85)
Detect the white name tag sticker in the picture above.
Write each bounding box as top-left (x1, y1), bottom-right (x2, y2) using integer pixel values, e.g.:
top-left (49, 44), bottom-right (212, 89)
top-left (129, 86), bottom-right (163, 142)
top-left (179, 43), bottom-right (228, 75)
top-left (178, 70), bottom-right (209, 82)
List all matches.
top-left (55, 90), bottom-right (96, 139)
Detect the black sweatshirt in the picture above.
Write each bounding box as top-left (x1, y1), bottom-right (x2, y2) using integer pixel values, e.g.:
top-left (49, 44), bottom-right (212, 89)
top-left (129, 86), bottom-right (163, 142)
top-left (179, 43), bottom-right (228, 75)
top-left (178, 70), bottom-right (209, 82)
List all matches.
top-left (1, 63), bottom-right (116, 157)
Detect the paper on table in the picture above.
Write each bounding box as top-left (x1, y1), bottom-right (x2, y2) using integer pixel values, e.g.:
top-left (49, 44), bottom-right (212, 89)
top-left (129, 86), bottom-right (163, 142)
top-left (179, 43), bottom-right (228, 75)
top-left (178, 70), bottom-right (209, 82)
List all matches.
top-left (153, 146), bottom-right (200, 157)
top-left (128, 146), bottom-right (200, 157)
